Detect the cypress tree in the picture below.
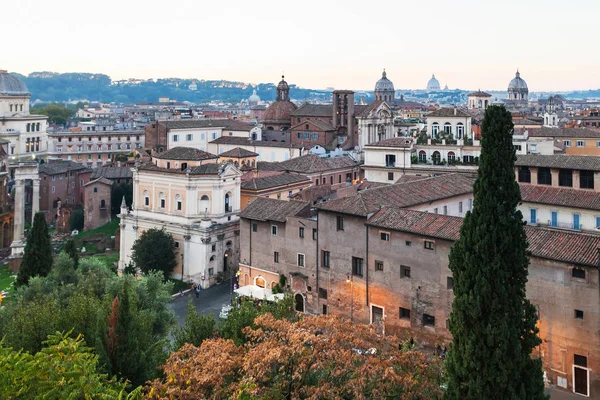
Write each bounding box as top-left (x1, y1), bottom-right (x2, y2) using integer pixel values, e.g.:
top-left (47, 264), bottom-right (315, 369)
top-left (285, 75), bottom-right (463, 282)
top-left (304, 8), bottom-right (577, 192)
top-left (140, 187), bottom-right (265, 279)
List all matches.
top-left (63, 238), bottom-right (79, 269)
top-left (445, 105), bottom-right (547, 400)
top-left (16, 212), bottom-right (53, 286)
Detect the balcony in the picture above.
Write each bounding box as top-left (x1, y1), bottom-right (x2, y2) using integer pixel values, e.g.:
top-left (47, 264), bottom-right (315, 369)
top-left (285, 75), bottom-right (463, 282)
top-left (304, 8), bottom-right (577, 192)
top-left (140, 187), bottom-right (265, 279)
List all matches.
top-left (546, 220), bottom-right (582, 231)
top-left (225, 206), bottom-right (233, 213)
top-left (385, 162), bottom-right (395, 168)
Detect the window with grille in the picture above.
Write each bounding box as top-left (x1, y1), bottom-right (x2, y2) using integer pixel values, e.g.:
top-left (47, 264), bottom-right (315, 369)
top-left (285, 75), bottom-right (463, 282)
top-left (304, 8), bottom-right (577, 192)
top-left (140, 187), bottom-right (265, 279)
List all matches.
top-left (401, 265), bottom-right (411, 278)
top-left (572, 268), bottom-right (586, 279)
top-left (574, 354), bottom-right (588, 368)
top-left (352, 257), bottom-right (363, 277)
top-left (423, 313), bottom-right (435, 327)
top-left (399, 308), bottom-right (411, 320)
top-left (375, 261), bottom-right (383, 271)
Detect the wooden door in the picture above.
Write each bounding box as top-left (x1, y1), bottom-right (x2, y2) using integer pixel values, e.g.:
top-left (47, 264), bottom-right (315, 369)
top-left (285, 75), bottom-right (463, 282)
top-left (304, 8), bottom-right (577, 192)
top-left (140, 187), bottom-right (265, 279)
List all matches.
top-left (574, 367), bottom-right (588, 396)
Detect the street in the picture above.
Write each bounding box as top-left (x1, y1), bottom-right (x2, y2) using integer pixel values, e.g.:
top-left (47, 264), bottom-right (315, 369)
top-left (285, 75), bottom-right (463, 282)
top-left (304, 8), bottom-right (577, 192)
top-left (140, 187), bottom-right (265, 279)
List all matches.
top-left (169, 282), bottom-right (232, 327)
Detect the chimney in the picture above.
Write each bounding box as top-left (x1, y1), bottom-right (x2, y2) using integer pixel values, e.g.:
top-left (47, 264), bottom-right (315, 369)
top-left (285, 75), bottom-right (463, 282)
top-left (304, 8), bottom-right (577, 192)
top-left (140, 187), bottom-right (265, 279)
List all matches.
top-left (454, 108), bottom-right (457, 116)
top-left (117, 161), bottom-right (121, 167)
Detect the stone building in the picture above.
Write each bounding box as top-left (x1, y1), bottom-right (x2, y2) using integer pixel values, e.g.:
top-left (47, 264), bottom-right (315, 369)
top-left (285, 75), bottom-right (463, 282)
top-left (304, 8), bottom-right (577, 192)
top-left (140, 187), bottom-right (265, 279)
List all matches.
top-left (119, 147), bottom-right (242, 288)
top-left (240, 173), bottom-right (312, 209)
top-left (425, 108), bottom-right (472, 140)
top-left (83, 177), bottom-right (113, 231)
top-left (278, 154), bottom-right (360, 189)
top-left (467, 90), bottom-right (492, 110)
top-left (374, 70), bottom-right (395, 103)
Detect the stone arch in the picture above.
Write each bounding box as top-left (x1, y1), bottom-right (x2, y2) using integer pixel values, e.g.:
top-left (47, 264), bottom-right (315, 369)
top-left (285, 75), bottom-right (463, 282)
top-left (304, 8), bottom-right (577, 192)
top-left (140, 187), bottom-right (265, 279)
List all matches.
top-left (294, 293), bottom-right (305, 312)
top-left (255, 276), bottom-right (265, 288)
top-left (199, 195), bottom-right (210, 214)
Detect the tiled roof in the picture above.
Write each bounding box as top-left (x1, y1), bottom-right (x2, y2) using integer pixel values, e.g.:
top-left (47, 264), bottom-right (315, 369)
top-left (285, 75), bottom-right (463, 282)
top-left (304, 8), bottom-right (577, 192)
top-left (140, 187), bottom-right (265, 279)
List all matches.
top-left (279, 154), bottom-right (357, 174)
top-left (522, 127), bottom-right (600, 138)
top-left (365, 137), bottom-right (413, 148)
top-left (239, 198), bottom-right (310, 222)
top-left (367, 207), bottom-right (600, 267)
top-left (317, 174), bottom-right (475, 217)
top-left (155, 147), bottom-right (219, 161)
top-left (210, 136), bottom-right (304, 148)
top-left (91, 167), bottom-right (133, 180)
top-left (84, 177), bottom-right (113, 186)
top-left (138, 163), bottom-right (221, 175)
top-left (519, 183), bottom-right (600, 211)
top-left (219, 147), bottom-right (258, 158)
top-left (39, 161), bottom-right (88, 176)
top-left (241, 173), bottom-right (311, 191)
top-left (515, 154), bottom-right (600, 171)
top-left (467, 90), bottom-right (492, 97)
top-left (426, 108), bottom-right (472, 118)
top-left (262, 101), bottom-right (297, 123)
top-left (356, 101), bottom-right (384, 118)
top-left (290, 119), bottom-right (336, 131)
top-left (162, 119), bottom-right (254, 131)
top-left (290, 104), bottom-right (332, 117)
top-left (514, 119), bottom-right (543, 126)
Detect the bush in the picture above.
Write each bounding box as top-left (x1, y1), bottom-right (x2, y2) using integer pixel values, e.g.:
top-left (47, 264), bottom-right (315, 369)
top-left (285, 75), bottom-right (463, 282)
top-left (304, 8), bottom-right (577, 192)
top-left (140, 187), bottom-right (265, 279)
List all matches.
top-left (69, 207), bottom-right (84, 231)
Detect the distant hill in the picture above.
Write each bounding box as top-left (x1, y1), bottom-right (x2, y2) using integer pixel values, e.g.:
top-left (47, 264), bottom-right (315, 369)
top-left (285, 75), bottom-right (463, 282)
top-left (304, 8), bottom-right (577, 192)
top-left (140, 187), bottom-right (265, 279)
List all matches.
top-left (13, 71), bottom-right (332, 104)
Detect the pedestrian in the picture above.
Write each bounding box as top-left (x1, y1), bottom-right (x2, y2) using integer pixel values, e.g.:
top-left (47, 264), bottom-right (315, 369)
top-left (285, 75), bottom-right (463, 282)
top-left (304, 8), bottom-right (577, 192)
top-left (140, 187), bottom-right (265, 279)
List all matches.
top-left (179, 289), bottom-right (184, 297)
top-left (195, 285), bottom-right (201, 298)
top-left (441, 346), bottom-right (447, 359)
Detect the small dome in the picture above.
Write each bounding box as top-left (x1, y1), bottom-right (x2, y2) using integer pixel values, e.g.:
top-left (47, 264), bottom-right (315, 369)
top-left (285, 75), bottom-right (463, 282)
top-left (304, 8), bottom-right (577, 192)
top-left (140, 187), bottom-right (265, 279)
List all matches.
top-left (263, 100), bottom-right (297, 123)
top-left (249, 89), bottom-right (260, 102)
top-left (277, 75), bottom-right (289, 92)
top-left (0, 70), bottom-right (29, 96)
top-left (508, 70), bottom-right (528, 90)
top-left (374, 69), bottom-right (395, 92)
top-left (427, 74), bottom-right (440, 91)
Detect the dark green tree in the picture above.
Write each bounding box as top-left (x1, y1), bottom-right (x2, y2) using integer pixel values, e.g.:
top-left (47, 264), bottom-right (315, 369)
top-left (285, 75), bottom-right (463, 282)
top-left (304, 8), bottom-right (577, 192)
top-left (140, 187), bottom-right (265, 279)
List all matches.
top-left (69, 207), bottom-right (84, 231)
top-left (445, 105), bottom-right (547, 400)
top-left (131, 228), bottom-right (176, 280)
top-left (173, 301), bottom-right (216, 349)
top-left (30, 103), bottom-right (73, 125)
top-left (111, 184), bottom-right (133, 215)
top-left (16, 212), bottom-right (53, 286)
top-left (63, 238), bottom-right (79, 268)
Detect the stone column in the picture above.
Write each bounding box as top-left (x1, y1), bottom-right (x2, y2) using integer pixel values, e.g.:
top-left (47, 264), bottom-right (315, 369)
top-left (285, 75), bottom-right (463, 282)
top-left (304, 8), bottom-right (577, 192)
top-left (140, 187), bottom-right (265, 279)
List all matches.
top-left (10, 178), bottom-right (25, 255)
top-left (32, 178), bottom-right (40, 215)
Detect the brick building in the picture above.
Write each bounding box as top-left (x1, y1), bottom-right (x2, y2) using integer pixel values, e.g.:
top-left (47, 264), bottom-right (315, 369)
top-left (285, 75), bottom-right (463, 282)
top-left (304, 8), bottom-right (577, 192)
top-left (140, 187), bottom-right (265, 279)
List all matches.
top-left (38, 161), bottom-right (91, 222)
top-left (240, 173), bottom-right (312, 209)
top-left (278, 154), bottom-right (360, 189)
top-left (83, 177), bottom-right (113, 230)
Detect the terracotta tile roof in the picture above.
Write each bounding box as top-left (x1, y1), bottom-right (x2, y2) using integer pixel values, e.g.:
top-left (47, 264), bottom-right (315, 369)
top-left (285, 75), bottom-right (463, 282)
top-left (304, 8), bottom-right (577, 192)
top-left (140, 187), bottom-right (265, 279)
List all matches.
top-left (515, 154), bottom-right (600, 171)
top-left (239, 198), bottom-right (310, 222)
top-left (210, 136), bottom-right (304, 148)
top-left (318, 173), bottom-right (475, 217)
top-left (289, 119), bottom-right (336, 131)
top-left (279, 154), bottom-right (357, 174)
top-left (162, 119), bottom-right (254, 131)
top-left (139, 163), bottom-right (221, 175)
top-left (521, 127), bottom-right (600, 138)
top-left (84, 177), bottom-right (113, 186)
top-left (290, 104), bottom-right (332, 117)
top-left (365, 137), bottom-right (413, 148)
top-left (241, 173), bottom-right (311, 191)
top-left (90, 166), bottom-right (132, 180)
top-left (219, 147), bottom-right (258, 158)
top-left (155, 147), bottom-right (219, 161)
top-left (39, 161), bottom-right (88, 176)
top-left (467, 90), bottom-right (492, 97)
top-left (426, 108), bottom-right (472, 118)
top-left (367, 207), bottom-right (600, 267)
top-left (355, 101), bottom-right (384, 118)
top-left (513, 119), bottom-right (543, 126)
top-left (519, 183), bottom-right (600, 211)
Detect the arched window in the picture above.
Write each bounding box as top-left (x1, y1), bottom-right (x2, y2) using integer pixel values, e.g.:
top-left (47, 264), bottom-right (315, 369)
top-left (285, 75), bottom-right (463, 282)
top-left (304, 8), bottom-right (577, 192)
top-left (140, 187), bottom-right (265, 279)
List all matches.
top-left (100, 199), bottom-right (106, 209)
top-left (448, 151), bottom-right (456, 162)
top-left (443, 122), bottom-right (452, 135)
top-left (26, 123), bottom-right (30, 133)
top-left (418, 150), bottom-right (426, 163)
top-left (226, 240), bottom-right (232, 247)
top-left (9, 104), bottom-right (12, 112)
top-left (143, 190), bottom-right (150, 207)
top-left (20, 104), bottom-right (23, 112)
top-left (209, 255), bottom-right (215, 262)
top-left (432, 122), bottom-right (439, 136)
top-left (175, 194), bottom-right (182, 211)
top-left (159, 192), bottom-right (166, 209)
top-left (456, 123), bottom-right (464, 139)
top-left (224, 192), bottom-right (231, 213)
top-left (432, 151), bottom-right (441, 165)
top-left (93, 187), bottom-right (98, 193)
top-left (199, 195), bottom-right (210, 214)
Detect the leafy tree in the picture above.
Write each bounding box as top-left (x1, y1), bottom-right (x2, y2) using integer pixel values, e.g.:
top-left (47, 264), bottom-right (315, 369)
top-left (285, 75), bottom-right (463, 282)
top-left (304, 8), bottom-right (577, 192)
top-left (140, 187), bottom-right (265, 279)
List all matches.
top-left (63, 238), bottom-right (79, 268)
top-left (445, 105), bottom-right (547, 400)
top-left (147, 314), bottom-right (442, 399)
top-left (173, 301), bottom-right (216, 349)
top-left (112, 183), bottom-right (133, 215)
top-left (131, 228), bottom-right (176, 280)
top-left (0, 332), bottom-right (142, 399)
top-left (69, 206), bottom-right (84, 231)
top-left (16, 212), bottom-right (53, 286)
top-left (30, 103), bottom-right (73, 125)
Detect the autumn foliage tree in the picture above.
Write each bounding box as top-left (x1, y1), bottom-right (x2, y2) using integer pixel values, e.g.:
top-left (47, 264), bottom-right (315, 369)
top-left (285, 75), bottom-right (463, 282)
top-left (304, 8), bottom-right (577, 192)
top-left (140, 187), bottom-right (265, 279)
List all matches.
top-left (146, 314), bottom-right (442, 399)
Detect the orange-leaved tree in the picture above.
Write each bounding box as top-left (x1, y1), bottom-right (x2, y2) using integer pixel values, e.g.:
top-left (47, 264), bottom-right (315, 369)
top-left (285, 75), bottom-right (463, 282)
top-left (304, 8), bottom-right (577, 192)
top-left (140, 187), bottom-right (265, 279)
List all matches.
top-left (146, 314), bottom-right (442, 399)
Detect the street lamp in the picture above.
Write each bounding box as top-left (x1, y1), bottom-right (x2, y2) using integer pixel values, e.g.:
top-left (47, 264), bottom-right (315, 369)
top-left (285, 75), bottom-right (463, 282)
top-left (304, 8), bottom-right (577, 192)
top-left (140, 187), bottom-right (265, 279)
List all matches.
top-left (346, 274), bottom-right (353, 322)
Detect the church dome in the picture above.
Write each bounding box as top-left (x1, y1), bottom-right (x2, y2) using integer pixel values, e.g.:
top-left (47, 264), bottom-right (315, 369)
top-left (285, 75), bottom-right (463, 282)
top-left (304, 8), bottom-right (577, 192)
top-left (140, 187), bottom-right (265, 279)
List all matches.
top-left (374, 70), bottom-right (395, 92)
top-left (508, 70), bottom-right (528, 90)
top-left (249, 89), bottom-right (260, 103)
top-left (427, 74), bottom-right (440, 91)
top-left (277, 76), bottom-right (289, 92)
top-left (0, 70), bottom-right (29, 96)
top-left (262, 100), bottom-right (297, 123)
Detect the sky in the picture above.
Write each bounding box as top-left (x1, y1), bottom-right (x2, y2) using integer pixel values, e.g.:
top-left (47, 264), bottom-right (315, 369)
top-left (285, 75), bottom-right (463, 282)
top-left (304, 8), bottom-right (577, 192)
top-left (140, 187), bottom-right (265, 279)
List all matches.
top-left (3, 0), bottom-right (600, 92)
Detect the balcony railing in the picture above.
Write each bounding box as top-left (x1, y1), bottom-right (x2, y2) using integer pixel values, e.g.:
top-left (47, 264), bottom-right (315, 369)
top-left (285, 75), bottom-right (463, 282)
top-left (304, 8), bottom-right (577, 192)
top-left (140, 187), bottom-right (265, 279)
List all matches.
top-left (546, 220), bottom-right (582, 231)
top-left (385, 162), bottom-right (395, 168)
top-left (225, 206), bottom-right (232, 213)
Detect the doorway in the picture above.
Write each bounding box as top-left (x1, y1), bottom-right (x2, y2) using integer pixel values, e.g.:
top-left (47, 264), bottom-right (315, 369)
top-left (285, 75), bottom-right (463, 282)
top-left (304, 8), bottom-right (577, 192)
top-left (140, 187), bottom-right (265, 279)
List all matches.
top-left (294, 293), bottom-right (304, 312)
top-left (573, 354), bottom-right (590, 397)
top-left (371, 305), bottom-right (384, 324)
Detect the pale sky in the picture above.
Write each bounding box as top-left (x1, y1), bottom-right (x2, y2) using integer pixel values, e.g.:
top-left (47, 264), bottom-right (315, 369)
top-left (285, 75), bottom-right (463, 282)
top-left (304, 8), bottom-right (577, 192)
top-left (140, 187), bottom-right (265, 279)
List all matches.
top-left (4, 0), bottom-right (600, 92)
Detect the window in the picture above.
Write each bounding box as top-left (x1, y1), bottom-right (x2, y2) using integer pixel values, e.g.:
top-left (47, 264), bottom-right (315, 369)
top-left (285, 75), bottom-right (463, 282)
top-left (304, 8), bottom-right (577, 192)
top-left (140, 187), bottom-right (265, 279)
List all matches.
top-left (558, 169), bottom-right (573, 187)
top-left (297, 132), bottom-right (302, 139)
top-left (385, 154), bottom-right (396, 167)
top-left (375, 260), bottom-right (383, 271)
top-left (252, 223), bottom-right (258, 232)
top-left (297, 253), bottom-right (305, 267)
top-left (336, 215), bottom-right (344, 231)
top-left (518, 167), bottom-right (531, 183)
top-left (312, 228), bottom-right (317, 240)
top-left (318, 288), bottom-right (328, 299)
top-left (299, 227), bottom-right (304, 238)
top-left (186, 134), bottom-right (193, 141)
top-left (572, 268), bottom-right (586, 279)
top-left (574, 309), bottom-right (584, 319)
top-left (177, 200), bottom-right (182, 211)
top-left (405, 241), bottom-right (411, 246)
top-left (574, 354), bottom-right (588, 368)
top-left (174, 241), bottom-right (180, 249)
top-left (322, 251), bottom-right (330, 268)
top-left (400, 265), bottom-right (411, 278)
top-left (443, 206), bottom-right (447, 215)
top-left (459, 202), bottom-right (463, 213)
top-left (399, 308), bottom-right (411, 320)
top-left (380, 232), bottom-right (390, 241)
top-left (160, 199), bottom-right (166, 208)
top-left (597, 141), bottom-right (600, 148)
top-left (352, 257), bottom-right (363, 277)
top-left (274, 252), bottom-right (280, 263)
top-left (537, 167), bottom-right (552, 185)
top-left (576, 140), bottom-right (585, 147)
top-left (387, 172), bottom-right (394, 181)
top-left (563, 140), bottom-right (571, 147)
top-left (212, 132), bottom-right (216, 140)
top-left (530, 144), bottom-right (537, 152)
top-left (172, 134), bottom-right (179, 142)
top-left (530, 208), bottom-right (537, 224)
top-left (573, 213), bottom-right (581, 230)
top-left (424, 241), bottom-right (435, 250)
top-left (447, 277), bottom-right (454, 290)
top-left (467, 199), bottom-right (472, 211)
top-left (551, 211), bottom-right (558, 227)
top-left (51, 186), bottom-right (55, 193)
top-left (580, 170), bottom-right (594, 189)
top-left (144, 196), bottom-right (149, 206)
top-left (423, 313), bottom-right (435, 327)
top-left (208, 267), bottom-right (214, 276)
top-left (271, 225), bottom-right (277, 236)
top-left (434, 208), bottom-right (438, 214)
top-left (211, 243), bottom-right (216, 252)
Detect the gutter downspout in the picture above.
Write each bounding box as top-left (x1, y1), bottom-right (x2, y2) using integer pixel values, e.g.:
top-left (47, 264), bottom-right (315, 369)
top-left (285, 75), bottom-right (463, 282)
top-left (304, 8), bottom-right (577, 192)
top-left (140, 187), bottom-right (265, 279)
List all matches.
top-left (316, 210), bottom-right (320, 313)
top-left (365, 219), bottom-right (369, 308)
